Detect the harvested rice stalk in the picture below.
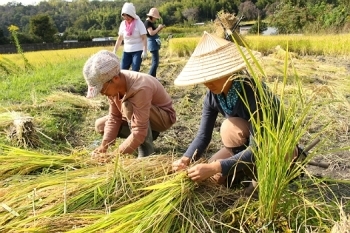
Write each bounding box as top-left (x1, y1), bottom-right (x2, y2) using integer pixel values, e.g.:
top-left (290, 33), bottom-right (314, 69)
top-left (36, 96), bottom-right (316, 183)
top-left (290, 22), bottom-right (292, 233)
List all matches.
top-left (68, 172), bottom-right (197, 233)
top-left (5, 116), bottom-right (39, 148)
top-left (47, 156), bottom-right (173, 216)
top-left (214, 10), bottom-right (238, 38)
top-left (45, 91), bottom-right (102, 109)
top-left (2, 153), bottom-right (245, 232)
top-left (1, 155), bottom-right (173, 232)
top-left (0, 111), bottom-right (24, 129)
top-left (38, 211), bottom-right (104, 233)
top-left (0, 167), bottom-right (110, 231)
top-left (0, 144), bottom-right (82, 178)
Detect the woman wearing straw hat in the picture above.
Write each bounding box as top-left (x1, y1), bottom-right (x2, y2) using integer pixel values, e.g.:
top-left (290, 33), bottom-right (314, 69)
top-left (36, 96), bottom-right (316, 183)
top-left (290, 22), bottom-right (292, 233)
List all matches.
top-left (144, 8), bottom-right (165, 78)
top-left (172, 32), bottom-right (296, 192)
top-left (113, 2), bottom-right (147, 72)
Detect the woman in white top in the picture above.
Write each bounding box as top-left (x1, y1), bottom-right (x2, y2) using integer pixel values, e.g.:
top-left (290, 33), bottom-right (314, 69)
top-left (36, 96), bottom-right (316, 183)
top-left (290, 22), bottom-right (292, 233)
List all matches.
top-left (113, 2), bottom-right (147, 72)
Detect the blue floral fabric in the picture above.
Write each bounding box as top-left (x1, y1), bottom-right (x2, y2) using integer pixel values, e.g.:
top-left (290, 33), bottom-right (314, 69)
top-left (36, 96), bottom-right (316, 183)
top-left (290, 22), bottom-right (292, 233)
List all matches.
top-left (217, 81), bottom-right (242, 115)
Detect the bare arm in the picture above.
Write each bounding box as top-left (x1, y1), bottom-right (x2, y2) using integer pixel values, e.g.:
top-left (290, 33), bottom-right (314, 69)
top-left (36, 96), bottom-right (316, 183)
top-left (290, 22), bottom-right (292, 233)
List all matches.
top-left (113, 35), bottom-right (124, 53)
top-left (141, 34), bottom-right (147, 52)
top-left (94, 98), bottom-right (123, 153)
top-left (146, 24), bottom-right (164, 36)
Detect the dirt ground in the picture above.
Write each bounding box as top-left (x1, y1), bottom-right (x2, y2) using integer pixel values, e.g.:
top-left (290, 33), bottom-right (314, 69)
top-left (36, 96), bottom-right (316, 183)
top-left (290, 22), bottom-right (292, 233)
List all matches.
top-left (299, 56), bottom-right (350, 184)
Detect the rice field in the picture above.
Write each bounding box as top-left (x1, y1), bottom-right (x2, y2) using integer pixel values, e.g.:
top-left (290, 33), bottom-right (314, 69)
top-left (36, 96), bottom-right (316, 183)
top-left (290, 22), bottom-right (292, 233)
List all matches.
top-left (0, 46), bottom-right (115, 69)
top-left (1, 33), bottom-right (350, 232)
top-left (246, 33), bottom-right (350, 57)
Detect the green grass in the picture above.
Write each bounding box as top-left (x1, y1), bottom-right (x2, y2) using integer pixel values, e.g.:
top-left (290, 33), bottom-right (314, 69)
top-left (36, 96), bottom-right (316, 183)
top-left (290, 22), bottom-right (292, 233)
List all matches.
top-left (0, 60), bottom-right (86, 104)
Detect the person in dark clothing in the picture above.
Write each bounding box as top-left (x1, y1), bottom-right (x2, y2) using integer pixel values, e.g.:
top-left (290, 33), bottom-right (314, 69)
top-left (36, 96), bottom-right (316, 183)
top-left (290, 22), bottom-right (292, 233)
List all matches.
top-left (144, 8), bottom-right (165, 78)
top-left (172, 32), bottom-right (297, 192)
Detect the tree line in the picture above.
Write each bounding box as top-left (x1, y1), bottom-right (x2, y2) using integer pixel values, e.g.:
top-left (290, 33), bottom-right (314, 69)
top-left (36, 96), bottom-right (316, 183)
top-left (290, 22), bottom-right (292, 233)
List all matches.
top-left (0, 0), bottom-right (349, 45)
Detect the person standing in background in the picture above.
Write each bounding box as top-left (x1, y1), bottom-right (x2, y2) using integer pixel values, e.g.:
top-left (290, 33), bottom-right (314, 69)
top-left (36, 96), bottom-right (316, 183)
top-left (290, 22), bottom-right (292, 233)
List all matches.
top-left (144, 8), bottom-right (165, 78)
top-left (113, 2), bottom-right (147, 72)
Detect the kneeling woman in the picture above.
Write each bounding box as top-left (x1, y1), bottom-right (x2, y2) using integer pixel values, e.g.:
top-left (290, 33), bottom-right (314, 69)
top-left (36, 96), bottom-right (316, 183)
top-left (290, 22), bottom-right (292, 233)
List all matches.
top-left (172, 32), bottom-right (296, 189)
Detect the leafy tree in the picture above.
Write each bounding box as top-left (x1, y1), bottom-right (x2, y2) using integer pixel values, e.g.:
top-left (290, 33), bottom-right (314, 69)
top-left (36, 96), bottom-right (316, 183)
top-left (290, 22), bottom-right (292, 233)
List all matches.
top-left (159, 2), bottom-right (184, 25)
top-left (16, 31), bottom-right (42, 44)
top-left (29, 13), bottom-right (58, 42)
top-left (339, 0), bottom-right (350, 10)
top-left (256, 0), bottom-right (275, 9)
top-left (239, 0), bottom-right (262, 20)
top-left (270, 3), bottom-right (307, 34)
top-left (303, 2), bottom-right (348, 33)
top-left (0, 28), bottom-right (9, 45)
top-left (182, 7), bottom-right (199, 23)
top-left (73, 15), bottom-right (97, 31)
top-left (249, 20), bottom-right (268, 34)
top-left (264, 2), bottom-right (280, 17)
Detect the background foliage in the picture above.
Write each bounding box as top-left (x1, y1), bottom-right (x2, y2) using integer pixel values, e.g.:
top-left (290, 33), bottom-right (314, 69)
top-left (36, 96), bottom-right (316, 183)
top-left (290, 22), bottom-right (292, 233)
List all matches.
top-left (0, 0), bottom-right (349, 45)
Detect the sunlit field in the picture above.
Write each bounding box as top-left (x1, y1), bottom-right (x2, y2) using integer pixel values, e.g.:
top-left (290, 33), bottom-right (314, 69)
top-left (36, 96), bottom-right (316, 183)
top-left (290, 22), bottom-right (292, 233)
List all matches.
top-left (246, 33), bottom-right (350, 56)
top-left (2, 33), bottom-right (350, 68)
top-left (1, 33), bottom-right (350, 232)
top-left (0, 46), bottom-right (116, 68)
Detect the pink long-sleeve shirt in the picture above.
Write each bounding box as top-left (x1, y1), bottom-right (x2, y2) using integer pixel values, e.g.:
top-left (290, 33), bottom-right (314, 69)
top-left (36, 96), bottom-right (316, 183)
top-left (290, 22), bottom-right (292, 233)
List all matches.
top-left (103, 70), bottom-right (176, 154)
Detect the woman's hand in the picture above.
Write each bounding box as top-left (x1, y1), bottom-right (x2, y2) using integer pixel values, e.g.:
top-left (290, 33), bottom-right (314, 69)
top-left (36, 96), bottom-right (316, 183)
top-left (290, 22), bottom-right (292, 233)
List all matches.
top-left (157, 24), bottom-right (165, 31)
top-left (172, 156), bottom-right (190, 171)
top-left (187, 161), bottom-right (222, 182)
top-left (141, 50), bottom-right (148, 59)
top-left (94, 145), bottom-right (108, 154)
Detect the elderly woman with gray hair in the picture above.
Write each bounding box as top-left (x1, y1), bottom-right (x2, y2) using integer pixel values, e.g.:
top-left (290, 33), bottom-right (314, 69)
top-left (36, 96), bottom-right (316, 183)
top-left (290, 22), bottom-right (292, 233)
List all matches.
top-left (83, 50), bottom-right (176, 158)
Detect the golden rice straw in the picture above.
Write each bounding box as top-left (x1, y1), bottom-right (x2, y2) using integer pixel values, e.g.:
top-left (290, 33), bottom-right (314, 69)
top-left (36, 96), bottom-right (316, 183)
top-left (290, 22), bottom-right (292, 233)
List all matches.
top-left (0, 111), bottom-right (25, 129)
top-left (45, 91), bottom-right (102, 109)
top-left (1, 155), bottom-right (173, 232)
top-left (68, 172), bottom-right (196, 233)
top-left (0, 144), bottom-right (81, 179)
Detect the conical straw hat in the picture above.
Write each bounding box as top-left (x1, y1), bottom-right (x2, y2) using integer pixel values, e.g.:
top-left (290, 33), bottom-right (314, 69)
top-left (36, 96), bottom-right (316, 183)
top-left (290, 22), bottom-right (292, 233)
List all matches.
top-left (174, 31), bottom-right (257, 86)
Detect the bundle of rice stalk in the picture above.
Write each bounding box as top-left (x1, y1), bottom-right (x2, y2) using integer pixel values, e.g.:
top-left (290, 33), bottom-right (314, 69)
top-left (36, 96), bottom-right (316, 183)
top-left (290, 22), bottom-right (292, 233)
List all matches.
top-left (0, 111), bottom-right (39, 148)
top-left (68, 172), bottom-right (197, 233)
top-left (116, 154), bottom-right (173, 183)
top-left (5, 116), bottom-right (39, 148)
top-left (0, 144), bottom-right (81, 179)
top-left (47, 155), bottom-right (173, 215)
top-left (0, 111), bottom-right (24, 129)
top-left (214, 10), bottom-right (238, 37)
top-left (45, 91), bottom-right (102, 109)
top-left (2, 155), bottom-right (173, 232)
top-left (0, 166), bottom-right (111, 230)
